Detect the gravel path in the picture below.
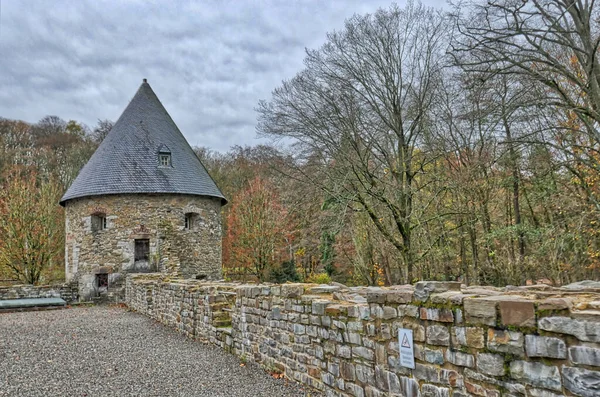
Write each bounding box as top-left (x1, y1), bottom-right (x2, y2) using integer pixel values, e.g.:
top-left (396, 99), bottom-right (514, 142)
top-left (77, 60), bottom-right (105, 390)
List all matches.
top-left (0, 306), bottom-right (314, 397)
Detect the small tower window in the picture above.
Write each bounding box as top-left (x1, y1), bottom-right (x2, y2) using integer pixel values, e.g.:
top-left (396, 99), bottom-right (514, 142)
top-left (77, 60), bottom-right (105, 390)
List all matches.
top-left (159, 153), bottom-right (171, 166)
top-left (91, 214), bottom-right (107, 232)
top-left (134, 239), bottom-right (150, 261)
top-left (96, 273), bottom-right (109, 289)
top-left (184, 212), bottom-right (198, 230)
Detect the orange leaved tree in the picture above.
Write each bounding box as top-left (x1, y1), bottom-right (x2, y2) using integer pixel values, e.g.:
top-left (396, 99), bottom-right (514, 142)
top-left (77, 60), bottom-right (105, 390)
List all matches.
top-left (224, 176), bottom-right (287, 281)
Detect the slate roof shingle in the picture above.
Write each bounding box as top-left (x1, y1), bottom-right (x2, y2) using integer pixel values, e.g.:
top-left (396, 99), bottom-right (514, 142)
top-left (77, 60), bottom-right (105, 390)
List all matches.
top-left (60, 80), bottom-right (226, 206)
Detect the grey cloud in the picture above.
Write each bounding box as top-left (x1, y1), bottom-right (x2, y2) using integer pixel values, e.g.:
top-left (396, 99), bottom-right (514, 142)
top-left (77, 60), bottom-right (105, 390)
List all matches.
top-left (0, 0), bottom-right (446, 152)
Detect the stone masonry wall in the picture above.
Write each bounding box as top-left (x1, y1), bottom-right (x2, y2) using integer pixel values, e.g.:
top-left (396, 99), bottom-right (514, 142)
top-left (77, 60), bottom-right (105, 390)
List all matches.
top-left (0, 283), bottom-right (79, 303)
top-left (65, 194), bottom-right (222, 301)
top-left (126, 275), bottom-right (600, 397)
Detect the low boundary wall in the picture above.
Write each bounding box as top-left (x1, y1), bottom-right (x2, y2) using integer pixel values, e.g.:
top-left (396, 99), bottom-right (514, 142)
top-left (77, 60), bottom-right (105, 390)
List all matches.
top-left (0, 283), bottom-right (79, 303)
top-left (126, 274), bottom-right (600, 397)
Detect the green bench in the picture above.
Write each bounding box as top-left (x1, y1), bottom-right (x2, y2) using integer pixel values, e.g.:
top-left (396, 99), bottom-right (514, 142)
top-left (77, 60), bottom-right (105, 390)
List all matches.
top-left (0, 297), bottom-right (67, 312)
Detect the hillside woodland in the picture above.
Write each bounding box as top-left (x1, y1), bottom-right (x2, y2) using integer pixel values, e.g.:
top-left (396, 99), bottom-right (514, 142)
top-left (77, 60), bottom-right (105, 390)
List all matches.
top-left (1, 1), bottom-right (599, 286)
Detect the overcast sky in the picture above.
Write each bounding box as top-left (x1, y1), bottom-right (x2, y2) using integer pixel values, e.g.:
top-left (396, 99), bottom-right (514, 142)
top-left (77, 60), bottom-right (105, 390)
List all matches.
top-left (0, 0), bottom-right (445, 152)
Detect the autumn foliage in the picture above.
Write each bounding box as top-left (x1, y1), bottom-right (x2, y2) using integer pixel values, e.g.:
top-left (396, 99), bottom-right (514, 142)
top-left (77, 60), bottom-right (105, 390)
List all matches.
top-left (2, 1), bottom-right (600, 287)
top-left (223, 176), bottom-right (289, 281)
top-left (0, 116), bottom-right (98, 284)
top-left (0, 167), bottom-right (64, 284)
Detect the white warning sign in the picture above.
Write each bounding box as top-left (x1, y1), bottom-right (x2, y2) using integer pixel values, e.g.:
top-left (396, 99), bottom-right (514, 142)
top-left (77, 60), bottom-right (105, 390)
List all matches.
top-left (398, 328), bottom-right (415, 369)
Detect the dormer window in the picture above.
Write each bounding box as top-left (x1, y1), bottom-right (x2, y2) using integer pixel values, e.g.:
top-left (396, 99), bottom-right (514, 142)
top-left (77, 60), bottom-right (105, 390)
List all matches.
top-left (158, 144), bottom-right (172, 167)
top-left (159, 153), bottom-right (171, 166)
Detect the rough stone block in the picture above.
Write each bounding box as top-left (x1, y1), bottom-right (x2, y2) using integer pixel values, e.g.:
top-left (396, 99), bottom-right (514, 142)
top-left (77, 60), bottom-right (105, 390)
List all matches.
top-left (414, 281), bottom-right (461, 302)
top-left (464, 369), bottom-right (526, 395)
top-left (509, 361), bottom-right (561, 391)
top-left (426, 325), bottom-right (450, 346)
top-left (293, 324), bottom-right (306, 335)
top-left (386, 290), bottom-right (414, 304)
top-left (327, 362), bottom-right (340, 377)
top-left (374, 366), bottom-right (400, 393)
top-left (414, 363), bottom-right (440, 383)
top-left (399, 305), bottom-right (419, 318)
top-left (346, 332), bottom-right (361, 345)
top-left (281, 284), bottom-right (304, 298)
top-left (525, 335), bottom-right (566, 359)
top-left (308, 285), bottom-right (340, 294)
top-left (397, 321), bottom-right (426, 342)
top-left (352, 346), bottom-right (374, 361)
top-left (337, 345), bottom-right (352, 359)
top-left (415, 345), bottom-right (444, 365)
top-left (307, 365), bottom-right (321, 379)
top-left (440, 369), bottom-right (463, 388)
top-left (321, 372), bottom-right (335, 386)
top-left (311, 300), bottom-right (330, 315)
top-left (325, 304), bottom-right (347, 316)
top-left (562, 366), bottom-right (600, 397)
top-left (487, 329), bottom-right (524, 357)
top-left (424, 348), bottom-right (445, 365)
top-left (499, 300), bottom-right (535, 327)
top-left (430, 291), bottom-right (467, 305)
top-left (375, 343), bottom-right (387, 365)
top-left (452, 390), bottom-right (469, 397)
top-left (569, 345), bottom-right (600, 367)
top-left (374, 365), bottom-right (390, 391)
top-left (538, 316), bottom-right (600, 342)
top-left (454, 308), bottom-right (463, 324)
top-left (358, 305), bottom-right (371, 320)
top-left (464, 297), bottom-right (497, 326)
top-left (464, 381), bottom-right (489, 397)
top-left (476, 353), bottom-right (505, 377)
top-left (400, 376), bottom-right (420, 397)
top-left (347, 320), bottom-right (363, 332)
top-left (340, 361), bottom-right (356, 381)
top-left (382, 306), bottom-right (397, 320)
top-left (380, 323), bottom-right (392, 340)
top-left (364, 385), bottom-right (385, 397)
top-left (527, 389), bottom-right (564, 397)
top-left (537, 297), bottom-right (571, 312)
top-left (445, 349), bottom-right (474, 368)
top-left (422, 384), bottom-right (450, 397)
top-left (420, 307), bottom-right (454, 323)
top-left (347, 305), bottom-right (359, 318)
top-left (571, 310), bottom-right (600, 322)
top-left (452, 326), bottom-right (484, 349)
top-left (345, 383), bottom-right (365, 397)
top-left (366, 288), bottom-right (388, 304)
top-left (356, 363), bottom-right (375, 384)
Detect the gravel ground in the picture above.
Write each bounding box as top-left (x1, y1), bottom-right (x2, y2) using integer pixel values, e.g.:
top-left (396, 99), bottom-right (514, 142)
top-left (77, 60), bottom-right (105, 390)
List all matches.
top-left (0, 306), bottom-right (316, 397)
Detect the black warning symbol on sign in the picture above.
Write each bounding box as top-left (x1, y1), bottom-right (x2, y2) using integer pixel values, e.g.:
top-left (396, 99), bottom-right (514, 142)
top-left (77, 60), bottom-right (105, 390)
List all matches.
top-left (401, 333), bottom-right (411, 348)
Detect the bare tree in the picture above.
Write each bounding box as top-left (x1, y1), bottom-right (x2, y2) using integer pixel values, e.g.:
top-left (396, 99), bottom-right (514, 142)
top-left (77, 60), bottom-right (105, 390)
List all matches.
top-left (257, 2), bottom-right (451, 282)
top-left (92, 119), bottom-right (114, 143)
top-left (453, 0), bottom-right (599, 124)
top-left (453, 0), bottom-right (600, 205)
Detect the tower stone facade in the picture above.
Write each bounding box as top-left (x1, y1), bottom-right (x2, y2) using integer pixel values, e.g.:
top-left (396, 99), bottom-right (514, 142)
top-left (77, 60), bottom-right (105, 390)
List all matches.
top-left (60, 80), bottom-right (226, 301)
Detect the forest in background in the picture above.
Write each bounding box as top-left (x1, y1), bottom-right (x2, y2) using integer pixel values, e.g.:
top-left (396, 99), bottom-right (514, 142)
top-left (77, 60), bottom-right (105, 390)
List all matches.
top-left (1, 0), bottom-right (599, 287)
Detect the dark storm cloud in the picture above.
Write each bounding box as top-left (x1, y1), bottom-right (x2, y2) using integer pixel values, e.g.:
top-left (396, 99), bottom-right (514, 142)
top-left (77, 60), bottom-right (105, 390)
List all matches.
top-left (0, 0), bottom-right (446, 151)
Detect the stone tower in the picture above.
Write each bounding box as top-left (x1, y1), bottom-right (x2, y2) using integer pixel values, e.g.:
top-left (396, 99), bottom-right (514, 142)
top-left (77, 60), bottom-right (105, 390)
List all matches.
top-left (60, 79), bottom-right (226, 301)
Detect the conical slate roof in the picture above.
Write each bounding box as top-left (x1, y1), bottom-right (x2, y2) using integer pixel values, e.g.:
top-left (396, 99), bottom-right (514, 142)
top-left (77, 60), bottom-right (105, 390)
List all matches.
top-left (60, 80), bottom-right (226, 205)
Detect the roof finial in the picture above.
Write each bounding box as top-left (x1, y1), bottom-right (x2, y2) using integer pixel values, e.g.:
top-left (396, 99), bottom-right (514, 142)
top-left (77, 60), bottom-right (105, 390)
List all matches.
top-left (143, 78), bottom-right (148, 83)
